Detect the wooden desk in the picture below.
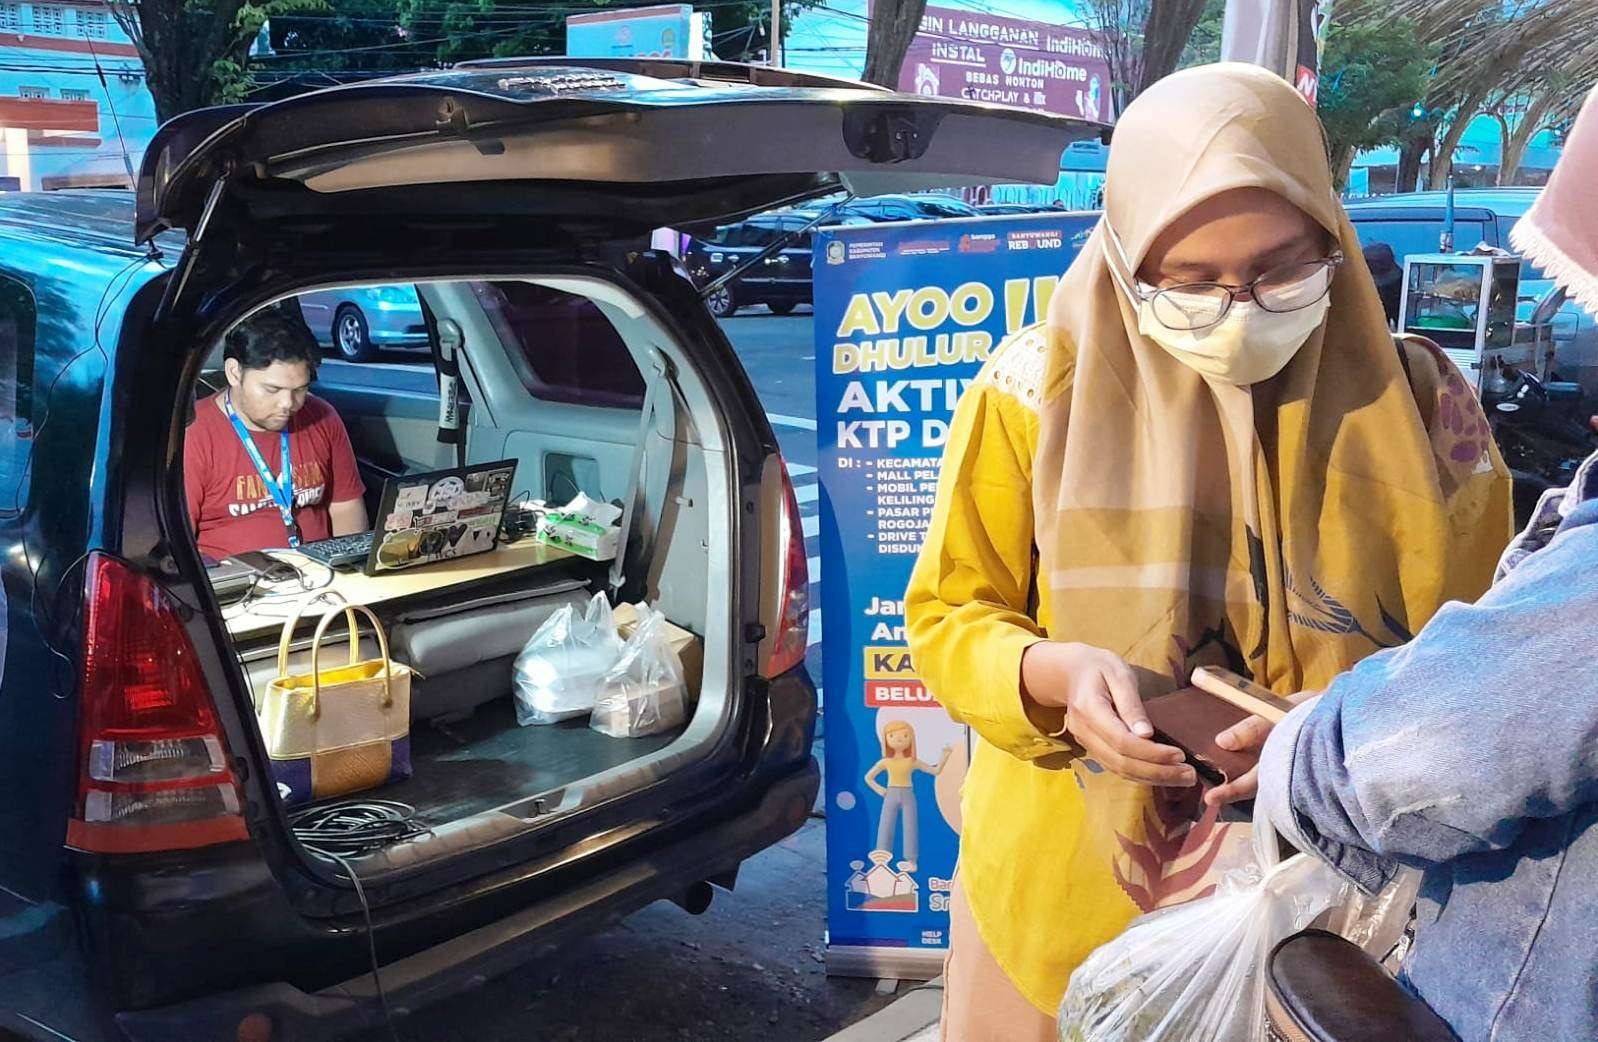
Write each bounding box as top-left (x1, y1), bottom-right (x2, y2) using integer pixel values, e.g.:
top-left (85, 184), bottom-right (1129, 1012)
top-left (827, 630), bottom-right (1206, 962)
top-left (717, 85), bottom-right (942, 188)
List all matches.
top-left (224, 538), bottom-right (579, 643)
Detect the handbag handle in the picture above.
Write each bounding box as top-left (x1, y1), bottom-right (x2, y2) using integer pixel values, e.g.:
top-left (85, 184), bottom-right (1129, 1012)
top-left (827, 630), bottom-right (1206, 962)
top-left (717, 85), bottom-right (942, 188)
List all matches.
top-left (275, 602), bottom-right (395, 718)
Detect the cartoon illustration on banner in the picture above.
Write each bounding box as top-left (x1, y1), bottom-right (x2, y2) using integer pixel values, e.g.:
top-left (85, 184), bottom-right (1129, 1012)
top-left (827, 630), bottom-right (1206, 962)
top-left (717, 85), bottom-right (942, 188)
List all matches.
top-left (816, 213), bottom-right (1094, 974)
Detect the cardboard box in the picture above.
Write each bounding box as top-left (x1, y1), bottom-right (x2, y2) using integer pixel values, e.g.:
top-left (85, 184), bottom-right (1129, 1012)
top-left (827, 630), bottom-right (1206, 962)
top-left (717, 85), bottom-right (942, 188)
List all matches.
top-left (611, 602), bottom-right (704, 695)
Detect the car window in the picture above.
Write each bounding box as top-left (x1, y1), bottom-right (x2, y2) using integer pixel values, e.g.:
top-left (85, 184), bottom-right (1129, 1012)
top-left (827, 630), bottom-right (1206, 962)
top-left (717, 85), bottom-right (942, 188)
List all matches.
top-left (740, 225), bottom-right (783, 248)
top-left (471, 280), bottom-right (645, 409)
top-left (1494, 215), bottom-right (1548, 283)
top-left (1348, 217), bottom-right (1492, 264)
top-left (0, 275), bottom-right (36, 511)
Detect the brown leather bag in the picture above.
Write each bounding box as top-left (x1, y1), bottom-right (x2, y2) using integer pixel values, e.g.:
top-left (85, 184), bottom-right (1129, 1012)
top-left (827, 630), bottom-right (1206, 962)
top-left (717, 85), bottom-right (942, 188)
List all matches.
top-left (1265, 930), bottom-right (1460, 1042)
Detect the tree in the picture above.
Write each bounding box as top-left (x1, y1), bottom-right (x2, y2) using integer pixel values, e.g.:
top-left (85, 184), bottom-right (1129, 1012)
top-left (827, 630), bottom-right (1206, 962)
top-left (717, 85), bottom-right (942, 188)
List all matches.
top-left (1493, 88), bottom-right (1581, 184)
top-left (1338, 0), bottom-right (1598, 189)
top-left (1316, 20), bottom-right (1432, 188)
top-left (862, 0), bottom-right (927, 87)
top-left (1178, 0), bottom-right (1226, 68)
top-left (1138, 0), bottom-right (1208, 88)
top-left (1083, 0), bottom-right (1210, 114)
top-left (109, 0), bottom-right (329, 121)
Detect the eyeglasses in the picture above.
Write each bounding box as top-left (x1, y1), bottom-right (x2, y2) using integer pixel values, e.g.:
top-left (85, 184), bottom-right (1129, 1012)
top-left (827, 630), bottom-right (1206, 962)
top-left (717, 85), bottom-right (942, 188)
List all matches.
top-left (1134, 252), bottom-right (1345, 331)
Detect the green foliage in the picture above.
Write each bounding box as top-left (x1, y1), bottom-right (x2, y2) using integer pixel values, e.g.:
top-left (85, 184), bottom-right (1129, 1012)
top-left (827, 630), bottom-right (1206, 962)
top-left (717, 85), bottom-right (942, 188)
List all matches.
top-left (1317, 20), bottom-right (1434, 159)
top-left (1178, 0), bottom-right (1225, 69)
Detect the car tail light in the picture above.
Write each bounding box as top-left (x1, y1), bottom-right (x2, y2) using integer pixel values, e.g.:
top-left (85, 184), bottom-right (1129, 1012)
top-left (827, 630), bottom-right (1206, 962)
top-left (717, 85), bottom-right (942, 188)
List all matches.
top-left (764, 460), bottom-right (810, 678)
top-left (66, 553), bottom-right (248, 855)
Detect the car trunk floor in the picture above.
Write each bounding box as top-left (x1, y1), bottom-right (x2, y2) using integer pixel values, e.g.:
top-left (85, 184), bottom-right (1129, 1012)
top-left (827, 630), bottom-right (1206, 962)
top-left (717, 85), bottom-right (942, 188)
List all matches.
top-left (376, 697), bottom-right (681, 825)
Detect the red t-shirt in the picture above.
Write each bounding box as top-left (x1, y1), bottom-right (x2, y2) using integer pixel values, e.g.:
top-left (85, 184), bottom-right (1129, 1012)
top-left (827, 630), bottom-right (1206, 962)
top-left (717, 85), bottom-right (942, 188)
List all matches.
top-left (185, 394), bottom-right (365, 560)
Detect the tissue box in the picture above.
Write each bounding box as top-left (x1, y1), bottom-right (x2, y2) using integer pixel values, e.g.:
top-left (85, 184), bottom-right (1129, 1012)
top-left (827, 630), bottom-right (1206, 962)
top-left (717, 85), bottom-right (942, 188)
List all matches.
top-left (612, 602), bottom-right (704, 694)
top-left (535, 509), bottom-right (620, 561)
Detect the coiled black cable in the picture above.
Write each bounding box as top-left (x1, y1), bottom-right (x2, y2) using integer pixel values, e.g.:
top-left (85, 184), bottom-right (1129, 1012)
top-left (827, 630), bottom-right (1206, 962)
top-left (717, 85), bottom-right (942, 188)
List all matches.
top-left (288, 799), bottom-right (429, 860)
top-left (289, 799), bottom-right (431, 1042)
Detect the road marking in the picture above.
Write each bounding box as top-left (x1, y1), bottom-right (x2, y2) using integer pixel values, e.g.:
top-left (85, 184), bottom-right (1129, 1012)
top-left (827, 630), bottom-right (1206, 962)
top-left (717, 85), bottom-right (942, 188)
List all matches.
top-left (769, 412), bottom-right (818, 431)
top-left (795, 483), bottom-right (819, 504)
top-left (807, 555), bottom-right (821, 580)
top-left (808, 608), bottom-right (822, 646)
top-left (802, 514), bottom-right (819, 538)
top-left (787, 462), bottom-right (818, 477)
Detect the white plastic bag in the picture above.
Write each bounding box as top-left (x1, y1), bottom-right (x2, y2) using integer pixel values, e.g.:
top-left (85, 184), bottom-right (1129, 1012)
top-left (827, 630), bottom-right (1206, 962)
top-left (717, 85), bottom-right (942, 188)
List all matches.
top-left (513, 592), bottom-right (624, 726)
top-left (1324, 865), bottom-right (1423, 972)
top-left (590, 605), bottom-right (687, 738)
top-left (1057, 816), bottom-right (1351, 1042)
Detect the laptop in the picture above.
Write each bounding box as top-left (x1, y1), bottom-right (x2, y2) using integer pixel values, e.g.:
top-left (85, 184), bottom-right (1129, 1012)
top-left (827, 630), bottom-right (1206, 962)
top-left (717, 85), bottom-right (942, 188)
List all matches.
top-left (299, 459), bottom-right (519, 575)
top-left (204, 555), bottom-right (260, 604)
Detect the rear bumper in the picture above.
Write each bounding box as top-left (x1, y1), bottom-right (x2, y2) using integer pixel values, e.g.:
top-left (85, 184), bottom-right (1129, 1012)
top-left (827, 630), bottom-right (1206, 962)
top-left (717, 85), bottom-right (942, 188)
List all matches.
top-left (114, 757), bottom-right (819, 1042)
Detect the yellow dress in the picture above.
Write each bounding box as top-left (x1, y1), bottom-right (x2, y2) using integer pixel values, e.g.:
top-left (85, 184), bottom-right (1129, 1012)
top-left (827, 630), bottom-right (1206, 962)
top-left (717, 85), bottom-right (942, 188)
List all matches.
top-left (905, 328), bottom-right (1114, 1015)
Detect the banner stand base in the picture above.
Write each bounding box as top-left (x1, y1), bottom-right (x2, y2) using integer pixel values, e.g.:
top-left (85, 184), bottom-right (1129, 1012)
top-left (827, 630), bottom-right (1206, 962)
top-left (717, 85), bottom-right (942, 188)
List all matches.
top-left (826, 944), bottom-right (946, 981)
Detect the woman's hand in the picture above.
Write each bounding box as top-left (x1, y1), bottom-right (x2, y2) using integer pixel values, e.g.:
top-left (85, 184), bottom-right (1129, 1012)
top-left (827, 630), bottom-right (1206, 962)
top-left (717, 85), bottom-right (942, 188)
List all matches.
top-left (1023, 642), bottom-right (1195, 787)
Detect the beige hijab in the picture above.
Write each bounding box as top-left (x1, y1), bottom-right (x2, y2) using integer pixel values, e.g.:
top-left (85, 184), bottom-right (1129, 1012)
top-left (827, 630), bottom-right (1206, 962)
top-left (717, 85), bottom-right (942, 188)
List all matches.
top-left (1034, 62), bottom-right (1510, 698)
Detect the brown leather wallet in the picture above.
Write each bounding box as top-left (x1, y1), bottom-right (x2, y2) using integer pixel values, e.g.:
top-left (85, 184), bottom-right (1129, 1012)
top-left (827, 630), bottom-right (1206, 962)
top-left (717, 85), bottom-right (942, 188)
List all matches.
top-left (1142, 685), bottom-right (1257, 785)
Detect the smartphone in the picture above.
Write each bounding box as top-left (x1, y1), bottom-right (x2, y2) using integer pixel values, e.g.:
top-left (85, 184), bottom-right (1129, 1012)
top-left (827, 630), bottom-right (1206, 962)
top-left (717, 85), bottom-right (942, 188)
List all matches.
top-left (1190, 666), bottom-right (1298, 723)
top-left (227, 550), bottom-right (301, 584)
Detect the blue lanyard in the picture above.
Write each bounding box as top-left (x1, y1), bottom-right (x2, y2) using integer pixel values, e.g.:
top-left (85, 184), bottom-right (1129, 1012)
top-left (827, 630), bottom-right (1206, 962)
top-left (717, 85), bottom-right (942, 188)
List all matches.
top-left (223, 393), bottom-right (299, 547)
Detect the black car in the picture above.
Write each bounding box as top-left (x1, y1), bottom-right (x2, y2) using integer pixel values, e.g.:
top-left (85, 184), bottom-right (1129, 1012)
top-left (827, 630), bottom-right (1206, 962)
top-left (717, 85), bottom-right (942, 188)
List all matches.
top-left (838, 193), bottom-right (982, 222)
top-left (685, 212), bottom-right (846, 318)
top-left (0, 58), bottom-right (1086, 1041)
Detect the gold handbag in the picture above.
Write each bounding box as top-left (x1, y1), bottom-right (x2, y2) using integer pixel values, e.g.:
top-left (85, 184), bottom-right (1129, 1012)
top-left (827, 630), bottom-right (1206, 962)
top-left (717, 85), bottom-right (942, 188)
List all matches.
top-left (257, 603), bottom-right (413, 806)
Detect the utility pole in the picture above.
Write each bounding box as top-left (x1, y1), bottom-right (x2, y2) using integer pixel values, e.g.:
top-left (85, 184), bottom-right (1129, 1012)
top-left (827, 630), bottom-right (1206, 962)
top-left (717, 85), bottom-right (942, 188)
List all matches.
top-left (767, 0), bottom-right (779, 66)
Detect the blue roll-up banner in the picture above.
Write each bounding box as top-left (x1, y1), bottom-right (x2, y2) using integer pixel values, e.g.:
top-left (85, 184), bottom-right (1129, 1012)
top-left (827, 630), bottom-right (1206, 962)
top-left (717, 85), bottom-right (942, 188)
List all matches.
top-left (816, 213), bottom-right (1095, 978)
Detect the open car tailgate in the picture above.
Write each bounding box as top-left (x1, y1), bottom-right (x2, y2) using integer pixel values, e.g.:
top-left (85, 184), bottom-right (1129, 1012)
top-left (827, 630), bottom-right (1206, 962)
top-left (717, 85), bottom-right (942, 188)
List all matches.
top-left (135, 59), bottom-right (1104, 243)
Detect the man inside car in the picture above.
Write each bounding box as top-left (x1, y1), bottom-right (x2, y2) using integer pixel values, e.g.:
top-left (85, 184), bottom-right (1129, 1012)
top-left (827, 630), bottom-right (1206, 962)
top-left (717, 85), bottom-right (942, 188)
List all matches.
top-left (185, 304), bottom-right (368, 560)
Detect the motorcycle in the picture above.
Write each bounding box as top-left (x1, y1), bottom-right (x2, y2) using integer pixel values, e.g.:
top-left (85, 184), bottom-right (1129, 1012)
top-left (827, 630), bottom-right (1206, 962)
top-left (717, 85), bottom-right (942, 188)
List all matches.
top-left (1266, 930), bottom-right (1459, 1041)
top-left (1480, 364), bottom-right (1598, 526)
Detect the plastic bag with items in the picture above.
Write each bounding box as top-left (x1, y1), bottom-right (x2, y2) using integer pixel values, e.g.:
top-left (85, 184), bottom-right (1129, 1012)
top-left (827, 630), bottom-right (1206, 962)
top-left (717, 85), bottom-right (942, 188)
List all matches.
top-left (1058, 813), bottom-right (1355, 1042)
top-left (513, 592), bottom-right (625, 726)
top-left (591, 604), bottom-right (688, 739)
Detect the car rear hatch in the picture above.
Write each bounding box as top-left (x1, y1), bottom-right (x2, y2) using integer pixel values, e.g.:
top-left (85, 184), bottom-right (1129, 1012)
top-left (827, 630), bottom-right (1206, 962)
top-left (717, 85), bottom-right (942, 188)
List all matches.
top-left (135, 59), bottom-right (1101, 248)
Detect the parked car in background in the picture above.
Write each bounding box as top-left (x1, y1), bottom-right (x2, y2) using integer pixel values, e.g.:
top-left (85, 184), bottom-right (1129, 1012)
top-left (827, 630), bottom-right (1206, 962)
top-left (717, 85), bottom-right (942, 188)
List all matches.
top-left (686, 211), bottom-right (831, 318)
top-left (841, 193), bottom-right (981, 222)
top-left (686, 194), bottom-right (1063, 318)
top-left (1344, 188), bottom-right (1598, 391)
top-left (977, 202), bottom-right (1053, 215)
top-left (297, 283), bottom-right (431, 362)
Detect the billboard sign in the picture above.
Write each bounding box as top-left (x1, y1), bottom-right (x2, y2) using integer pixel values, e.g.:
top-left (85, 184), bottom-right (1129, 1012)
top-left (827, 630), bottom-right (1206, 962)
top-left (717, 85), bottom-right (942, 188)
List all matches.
top-left (897, 6), bottom-right (1114, 124)
top-left (815, 213), bottom-right (1096, 978)
top-left (566, 4), bottom-right (703, 60)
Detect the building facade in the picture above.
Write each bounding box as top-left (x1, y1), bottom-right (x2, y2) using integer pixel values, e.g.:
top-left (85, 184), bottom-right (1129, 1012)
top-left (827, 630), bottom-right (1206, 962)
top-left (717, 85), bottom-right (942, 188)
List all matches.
top-left (0, 0), bottom-right (152, 191)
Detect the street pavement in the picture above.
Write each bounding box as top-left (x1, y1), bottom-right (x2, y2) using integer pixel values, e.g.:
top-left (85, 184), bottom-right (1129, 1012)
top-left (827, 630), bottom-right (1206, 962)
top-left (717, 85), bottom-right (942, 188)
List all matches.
top-left (355, 309), bottom-right (900, 1041)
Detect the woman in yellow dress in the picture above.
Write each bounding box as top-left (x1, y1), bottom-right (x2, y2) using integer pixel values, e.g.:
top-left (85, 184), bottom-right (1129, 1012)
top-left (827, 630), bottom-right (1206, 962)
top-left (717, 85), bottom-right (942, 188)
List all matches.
top-left (905, 63), bottom-right (1514, 1040)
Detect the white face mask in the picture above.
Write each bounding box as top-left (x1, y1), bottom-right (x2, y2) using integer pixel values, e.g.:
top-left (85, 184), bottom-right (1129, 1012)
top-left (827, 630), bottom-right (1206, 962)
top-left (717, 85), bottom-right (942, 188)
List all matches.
top-left (1103, 226), bottom-right (1331, 386)
top-left (1133, 293), bottom-right (1330, 385)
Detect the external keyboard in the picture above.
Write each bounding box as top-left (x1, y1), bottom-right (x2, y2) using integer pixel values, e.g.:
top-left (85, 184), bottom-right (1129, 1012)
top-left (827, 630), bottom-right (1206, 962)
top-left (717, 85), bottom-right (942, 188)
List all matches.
top-left (298, 531), bottom-right (375, 567)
